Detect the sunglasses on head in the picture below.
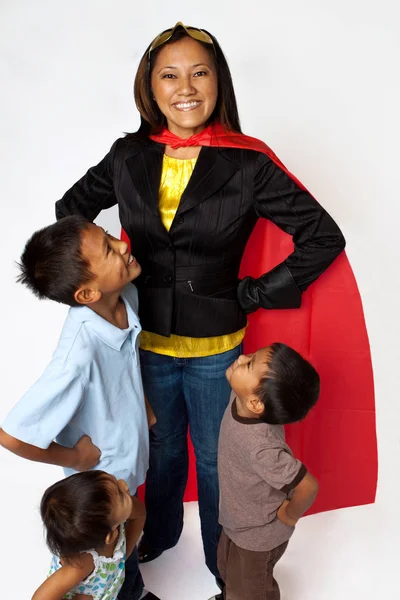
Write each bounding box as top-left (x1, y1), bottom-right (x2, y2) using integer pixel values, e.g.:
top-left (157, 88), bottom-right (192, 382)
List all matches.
top-left (148, 21), bottom-right (214, 56)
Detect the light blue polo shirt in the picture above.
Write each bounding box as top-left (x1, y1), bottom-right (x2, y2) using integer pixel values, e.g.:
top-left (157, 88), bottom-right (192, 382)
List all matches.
top-left (2, 284), bottom-right (148, 494)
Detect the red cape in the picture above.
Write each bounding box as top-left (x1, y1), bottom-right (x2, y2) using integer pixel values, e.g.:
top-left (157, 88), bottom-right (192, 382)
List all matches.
top-left (126, 123), bottom-right (377, 514)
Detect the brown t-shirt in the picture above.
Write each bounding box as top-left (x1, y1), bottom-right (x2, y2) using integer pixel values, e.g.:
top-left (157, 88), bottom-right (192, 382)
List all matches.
top-left (218, 396), bottom-right (307, 551)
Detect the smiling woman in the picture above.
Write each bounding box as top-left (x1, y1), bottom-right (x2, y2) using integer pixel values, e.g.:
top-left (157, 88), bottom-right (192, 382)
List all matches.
top-left (133, 22), bottom-right (241, 154)
top-left (150, 36), bottom-right (218, 143)
top-left (54, 21), bottom-right (376, 600)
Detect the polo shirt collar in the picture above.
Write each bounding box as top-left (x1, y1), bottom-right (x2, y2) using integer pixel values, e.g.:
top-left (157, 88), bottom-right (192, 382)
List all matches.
top-left (69, 290), bottom-right (139, 351)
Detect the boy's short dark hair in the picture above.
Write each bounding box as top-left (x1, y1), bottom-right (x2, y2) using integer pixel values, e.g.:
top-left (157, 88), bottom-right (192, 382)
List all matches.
top-left (41, 471), bottom-right (114, 560)
top-left (17, 216), bottom-right (94, 306)
top-left (255, 343), bottom-right (320, 424)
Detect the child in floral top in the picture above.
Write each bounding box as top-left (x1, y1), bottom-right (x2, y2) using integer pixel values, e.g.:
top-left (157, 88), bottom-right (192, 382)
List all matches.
top-left (32, 471), bottom-right (146, 600)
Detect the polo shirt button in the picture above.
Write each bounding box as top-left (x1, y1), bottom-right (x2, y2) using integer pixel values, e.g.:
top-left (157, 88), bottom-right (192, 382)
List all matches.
top-left (164, 275), bottom-right (173, 283)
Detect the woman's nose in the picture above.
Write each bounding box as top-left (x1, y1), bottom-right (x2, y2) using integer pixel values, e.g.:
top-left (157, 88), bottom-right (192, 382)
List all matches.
top-left (178, 77), bottom-right (196, 95)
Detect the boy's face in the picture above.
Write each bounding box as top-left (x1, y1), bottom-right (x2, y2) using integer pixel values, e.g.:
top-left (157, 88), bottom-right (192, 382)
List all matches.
top-left (79, 223), bottom-right (141, 297)
top-left (226, 347), bottom-right (272, 414)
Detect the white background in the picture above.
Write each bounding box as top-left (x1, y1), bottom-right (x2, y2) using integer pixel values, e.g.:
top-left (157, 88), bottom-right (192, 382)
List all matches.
top-left (0, 2), bottom-right (399, 599)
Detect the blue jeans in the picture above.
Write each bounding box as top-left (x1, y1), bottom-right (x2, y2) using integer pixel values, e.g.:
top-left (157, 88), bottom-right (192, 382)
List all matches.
top-left (139, 344), bottom-right (242, 578)
top-left (118, 548), bottom-right (144, 600)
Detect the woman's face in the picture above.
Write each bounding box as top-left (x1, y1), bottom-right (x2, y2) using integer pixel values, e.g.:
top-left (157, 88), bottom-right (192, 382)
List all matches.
top-left (151, 36), bottom-right (218, 138)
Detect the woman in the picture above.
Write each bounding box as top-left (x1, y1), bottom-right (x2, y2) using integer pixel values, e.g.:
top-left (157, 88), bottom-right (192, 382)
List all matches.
top-left (55, 22), bottom-right (348, 594)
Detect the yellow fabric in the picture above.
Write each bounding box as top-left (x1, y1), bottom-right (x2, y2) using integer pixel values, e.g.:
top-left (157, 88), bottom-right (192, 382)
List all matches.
top-left (158, 154), bottom-right (197, 231)
top-left (140, 154), bottom-right (246, 358)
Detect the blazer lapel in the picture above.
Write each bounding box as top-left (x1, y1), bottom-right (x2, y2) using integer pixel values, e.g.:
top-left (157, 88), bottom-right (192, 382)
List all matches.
top-left (125, 141), bottom-right (164, 217)
top-left (174, 147), bottom-right (239, 217)
top-left (125, 143), bottom-right (239, 223)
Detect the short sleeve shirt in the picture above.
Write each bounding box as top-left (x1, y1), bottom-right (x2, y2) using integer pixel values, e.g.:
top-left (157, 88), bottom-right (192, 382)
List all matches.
top-left (2, 284), bottom-right (149, 493)
top-left (218, 396), bottom-right (307, 551)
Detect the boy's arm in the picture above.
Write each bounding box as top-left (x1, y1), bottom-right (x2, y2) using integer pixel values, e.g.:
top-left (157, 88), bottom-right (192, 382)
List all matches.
top-left (32, 554), bottom-right (94, 600)
top-left (144, 396), bottom-right (157, 429)
top-left (125, 496), bottom-right (146, 558)
top-left (277, 471), bottom-right (319, 526)
top-left (0, 429), bottom-right (101, 471)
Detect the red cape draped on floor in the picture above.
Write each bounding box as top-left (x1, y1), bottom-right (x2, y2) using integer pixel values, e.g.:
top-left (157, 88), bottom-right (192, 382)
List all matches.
top-left (124, 122), bottom-right (377, 513)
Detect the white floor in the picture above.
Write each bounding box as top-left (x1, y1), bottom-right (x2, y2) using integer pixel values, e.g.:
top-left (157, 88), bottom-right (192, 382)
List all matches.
top-left (0, 458), bottom-right (397, 600)
top-left (140, 501), bottom-right (395, 600)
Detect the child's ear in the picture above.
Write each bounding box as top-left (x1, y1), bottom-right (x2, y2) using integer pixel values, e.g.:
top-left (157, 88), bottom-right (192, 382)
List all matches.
top-left (248, 396), bottom-right (265, 416)
top-left (105, 528), bottom-right (118, 545)
top-left (74, 286), bottom-right (101, 306)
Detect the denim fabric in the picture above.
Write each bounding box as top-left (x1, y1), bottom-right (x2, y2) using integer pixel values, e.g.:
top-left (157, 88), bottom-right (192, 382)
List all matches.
top-left (139, 344), bottom-right (242, 577)
top-left (117, 548), bottom-right (144, 600)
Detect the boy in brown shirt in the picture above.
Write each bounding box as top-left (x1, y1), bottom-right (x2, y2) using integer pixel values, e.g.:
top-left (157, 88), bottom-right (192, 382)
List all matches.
top-left (216, 343), bottom-right (320, 600)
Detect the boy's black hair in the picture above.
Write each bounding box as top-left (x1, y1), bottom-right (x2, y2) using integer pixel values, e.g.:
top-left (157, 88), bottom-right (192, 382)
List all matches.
top-left (40, 471), bottom-right (115, 560)
top-left (17, 216), bottom-right (94, 307)
top-left (255, 343), bottom-right (320, 424)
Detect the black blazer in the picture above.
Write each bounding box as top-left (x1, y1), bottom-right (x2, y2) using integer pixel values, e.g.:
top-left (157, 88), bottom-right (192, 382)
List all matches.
top-left (56, 138), bottom-right (345, 337)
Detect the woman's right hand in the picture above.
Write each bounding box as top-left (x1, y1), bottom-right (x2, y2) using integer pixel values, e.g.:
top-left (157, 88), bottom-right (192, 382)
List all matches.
top-left (72, 435), bottom-right (101, 471)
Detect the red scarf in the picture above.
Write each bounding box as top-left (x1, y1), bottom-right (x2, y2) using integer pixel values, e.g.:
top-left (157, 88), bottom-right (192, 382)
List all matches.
top-left (150, 121), bottom-right (306, 189)
top-left (140, 122), bottom-right (377, 514)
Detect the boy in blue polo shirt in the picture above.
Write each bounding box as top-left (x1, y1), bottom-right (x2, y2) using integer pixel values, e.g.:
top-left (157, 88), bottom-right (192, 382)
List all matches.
top-left (0, 216), bottom-right (159, 600)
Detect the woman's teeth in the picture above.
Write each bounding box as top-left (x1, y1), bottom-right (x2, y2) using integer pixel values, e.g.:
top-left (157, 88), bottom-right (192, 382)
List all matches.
top-left (127, 255), bottom-right (135, 266)
top-left (174, 101), bottom-right (200, 111)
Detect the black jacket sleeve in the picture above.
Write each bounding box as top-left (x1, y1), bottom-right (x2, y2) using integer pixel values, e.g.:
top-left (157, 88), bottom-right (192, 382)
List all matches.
top-left (237, 154), bottom-right (346, 313)
top-left (55, 140), bottom-right (120, 221)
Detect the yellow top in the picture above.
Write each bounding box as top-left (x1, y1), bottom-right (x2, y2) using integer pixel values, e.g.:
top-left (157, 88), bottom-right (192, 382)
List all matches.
top-left (140, 154), bottom-right (246, 357)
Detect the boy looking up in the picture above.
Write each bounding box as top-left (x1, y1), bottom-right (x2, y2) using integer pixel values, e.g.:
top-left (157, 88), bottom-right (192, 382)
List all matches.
top-left (0, 216), bottom-right (158, 600)
top-left (216, 343), bottom-right (320, 600)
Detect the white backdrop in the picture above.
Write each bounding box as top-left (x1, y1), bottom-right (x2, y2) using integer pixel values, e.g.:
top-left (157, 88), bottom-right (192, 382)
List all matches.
top-left (0, 2), bottom-right (399, 599)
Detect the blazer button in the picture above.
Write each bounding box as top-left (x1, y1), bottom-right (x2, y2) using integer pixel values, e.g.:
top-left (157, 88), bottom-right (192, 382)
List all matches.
top-left (165, 243), bottom-right (173, 251)
top-left (177, 216), bottom-right (184, 224)
top-left (164, 275), bottom-right (173, 283)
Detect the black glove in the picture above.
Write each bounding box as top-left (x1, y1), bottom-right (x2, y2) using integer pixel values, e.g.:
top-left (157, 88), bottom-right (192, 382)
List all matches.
top-left (237, 263), bottom-right (302, 314)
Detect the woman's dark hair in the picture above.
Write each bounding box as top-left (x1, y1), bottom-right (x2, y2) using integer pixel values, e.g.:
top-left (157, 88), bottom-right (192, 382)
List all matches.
top-left (131, 25), bottom-right (241, 138)
top-left (40, 471), bottom-right (114, 560)
top-left (255, 343), bottom-right (320, 425)
top-left (17, 216), bottom-right (94, 307)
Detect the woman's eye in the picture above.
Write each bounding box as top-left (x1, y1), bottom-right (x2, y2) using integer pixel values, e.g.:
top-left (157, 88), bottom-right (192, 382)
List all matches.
top-left (162, 73), bottom-right (176, 79)
top-left (194, 71), bottom-right (207, 77)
